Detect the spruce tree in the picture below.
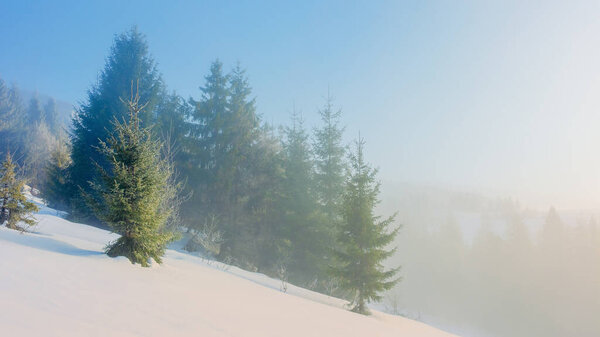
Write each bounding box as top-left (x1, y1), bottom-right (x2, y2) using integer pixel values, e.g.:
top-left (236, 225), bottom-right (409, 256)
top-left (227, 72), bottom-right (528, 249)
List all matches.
top-left (43, 98), bottom-right (60, 133)
top-left (0, 78), bottom-right (26, 160)
top-left (0, 153), bottom-right (39, 230)
top-left (217, 64), bottom-right (263, 258)
top-left (313, 92), bottom-right (346, 221)
top-left (186, 60), bottom-right (230, 220)
top-left (280, 111), bottom-right (326, 285)
top-left (70, 27), bottom-right (165, 219)
top-left (88, 88), bottom-right (174, 267)
top-left (313, 93), bottom-right (346, 276)
top-left (247, 124), bottom-right (287, 271)
top-left (26, 95), bottom-right (45, 125)
top-left (333, 136), bottom-right (400, 314)
top-left (185, 61), bottom-right (266, 261)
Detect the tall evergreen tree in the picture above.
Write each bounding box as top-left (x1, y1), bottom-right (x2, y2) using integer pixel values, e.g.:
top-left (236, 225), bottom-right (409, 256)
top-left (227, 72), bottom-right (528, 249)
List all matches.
top-left (0, 153), bottom-right (38, 230)
top-left (0, 78), bottom-right (26, 160)
top-left (26, 95), bottom-right (45, 125)
top-left (313, 92), bottom-right (346, 273)
top-left (333, 136), bottom-right (400, 314)
top-left (280, 111), bottom-right (326, 285)
top-left (70, 27), bottom-right (165, 218)
top-left (313, 92), bottom-right (346, 221)
top-left (43, 98), bottom-right (60, 133)
top-left (246, 124), bottom-right (287, 271)
top-left (156, 92), bottom-right (190, 171)
top-left (0, 78), bottom-right (19, 133)
top-left (186, 60), bottom-right (230, 219)
top-left (87, 91), bottom-right (174, 267)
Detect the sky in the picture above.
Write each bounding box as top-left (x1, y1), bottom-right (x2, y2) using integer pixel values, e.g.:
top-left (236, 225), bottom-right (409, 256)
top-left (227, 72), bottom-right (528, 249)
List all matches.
top-left (2, 0), bottom-right (600, 209)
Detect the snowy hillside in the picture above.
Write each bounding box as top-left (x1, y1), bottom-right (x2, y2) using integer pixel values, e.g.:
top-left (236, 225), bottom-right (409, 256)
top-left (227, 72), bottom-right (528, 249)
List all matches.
top-left (0, 207), bottom-right (457, 337)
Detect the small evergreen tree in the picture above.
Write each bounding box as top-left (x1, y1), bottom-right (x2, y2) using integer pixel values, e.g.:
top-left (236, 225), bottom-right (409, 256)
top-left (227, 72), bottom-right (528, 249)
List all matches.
top-left (0, 153), bottom-right (38, 230)
top-left (333, 136), bottom-right (400, 314)
top-left (88, 87), bottom-right (174, 267)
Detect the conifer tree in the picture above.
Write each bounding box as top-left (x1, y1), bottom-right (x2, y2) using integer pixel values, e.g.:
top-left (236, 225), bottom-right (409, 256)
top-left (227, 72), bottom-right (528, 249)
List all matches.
top-left (0, 78), bottom-right (26, 160)
top-left (43, 138), bottom-right (73, 210)
top-left (313, 92), bottom-right (346, 271)
top-left (70, 27), bottom-right (165, 219)
top-left (313, 92), bottom-right (346, 221)
top-left (247, 125), bottom-right (287, 271)
top-left (26, 95), bottom-right (45, 125)
top-left (186, 60), bottom-right (230, 220)
top-left (0, 153), bottom-right (38, 230)
top-left (43, 98), bottom-right (60, 133)
top-left (217, 64), bottom-right (263, 258)
top-left (0, 78), bottom-right (20, 134)
top-left (185, 61), bottom-right (266, 261)
top-left (88, 87), bottom-right (174, 267)
top-left (280, 111), bottom-right (326, 285)
top-left (333, 136), bottom-right (400, 314)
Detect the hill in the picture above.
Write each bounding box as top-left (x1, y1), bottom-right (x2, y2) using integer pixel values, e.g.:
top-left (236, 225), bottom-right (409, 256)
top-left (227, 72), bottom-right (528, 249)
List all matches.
top-left (0, 202), bottom-right (457, 337)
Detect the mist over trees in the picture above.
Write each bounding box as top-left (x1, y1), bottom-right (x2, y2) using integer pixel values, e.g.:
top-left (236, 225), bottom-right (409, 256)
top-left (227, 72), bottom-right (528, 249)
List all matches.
top-left (2, 19), bottom-right (599, 336)
top-left (18, 26), bottom-right (400, 310)
top-left (382, 187), bottom-right (600, 337)
top-left (4, 23), bottom-right (599, 335)
top-left (0, 76), bottom-right (69, 192)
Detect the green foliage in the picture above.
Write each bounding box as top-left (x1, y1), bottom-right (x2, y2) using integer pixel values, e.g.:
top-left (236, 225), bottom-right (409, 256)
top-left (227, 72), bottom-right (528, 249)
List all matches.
top-left (0, 153), bottom-right (39, 231)
top-left (0, 76), bottom-right (65, 192)
top-left (332, 137), bottom-right (400, 314)
top-left (70, 27), bottom-right (166, 220)
top-left (312, 93), bottom-right (347, 285)
top-left (313, 93), bottom-right (346, 221)
top-left (87, 90), bottom-right (175, 267)
top-left (279, 112), bottom-right (329, 286)
top-left (184, 60), bottom-right (272, 265)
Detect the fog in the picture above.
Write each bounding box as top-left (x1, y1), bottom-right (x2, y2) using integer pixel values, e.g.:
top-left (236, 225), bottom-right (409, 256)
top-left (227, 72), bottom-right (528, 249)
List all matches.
top-left (2, 1), bottom-right (600, 336)
top-left (377, 182), bottom-right (600, 336)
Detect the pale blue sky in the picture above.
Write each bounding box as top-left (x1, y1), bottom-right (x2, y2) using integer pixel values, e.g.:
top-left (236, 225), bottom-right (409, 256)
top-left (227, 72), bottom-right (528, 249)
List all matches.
top-left (2, 1), bottom-right (600, 208)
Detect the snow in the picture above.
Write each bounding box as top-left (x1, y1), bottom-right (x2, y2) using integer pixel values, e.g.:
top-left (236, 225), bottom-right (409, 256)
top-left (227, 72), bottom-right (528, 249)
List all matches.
top-left (0, 208), bottom-right (457, 337)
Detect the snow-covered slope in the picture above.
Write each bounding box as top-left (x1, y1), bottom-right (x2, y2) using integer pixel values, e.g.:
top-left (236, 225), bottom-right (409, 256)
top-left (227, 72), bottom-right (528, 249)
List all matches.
top-left (0, 211), bottom-right (457, 337)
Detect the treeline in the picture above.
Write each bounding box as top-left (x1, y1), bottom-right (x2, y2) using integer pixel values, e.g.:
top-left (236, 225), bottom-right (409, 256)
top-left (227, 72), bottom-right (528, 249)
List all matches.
top-left (36, 27), bottom-right (399, 313)
top-left (389, 206), bottom-right (600, 337)
top-left (0, 77), bottom-right (67, 191)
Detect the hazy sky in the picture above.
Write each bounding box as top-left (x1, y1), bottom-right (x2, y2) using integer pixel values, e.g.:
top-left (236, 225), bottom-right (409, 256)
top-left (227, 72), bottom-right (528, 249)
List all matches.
top-left (2, 0), bottom-right (600, 209)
